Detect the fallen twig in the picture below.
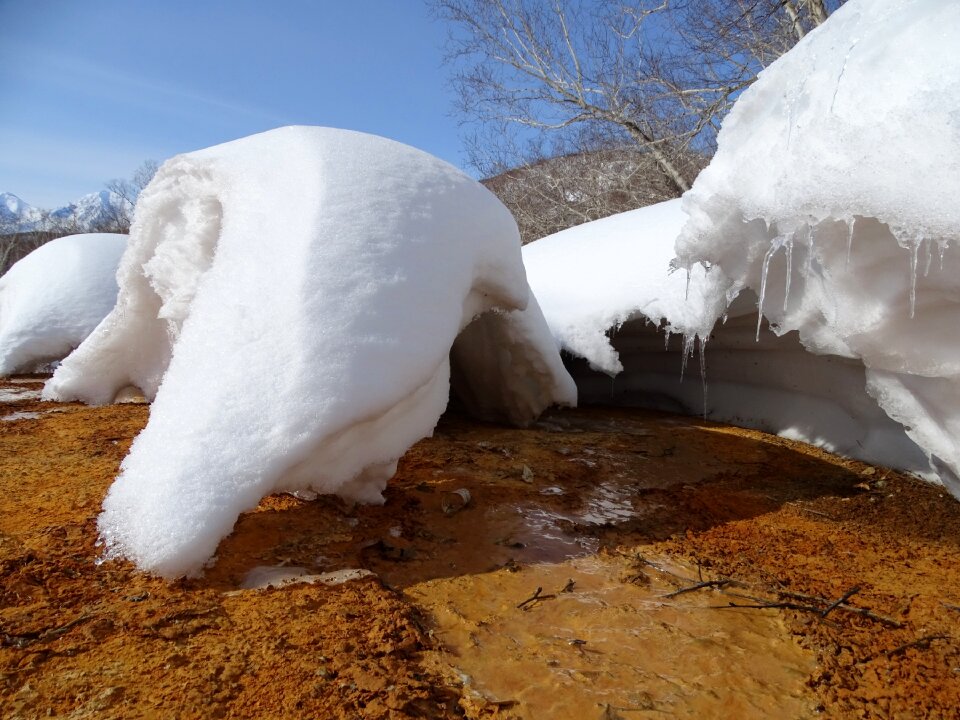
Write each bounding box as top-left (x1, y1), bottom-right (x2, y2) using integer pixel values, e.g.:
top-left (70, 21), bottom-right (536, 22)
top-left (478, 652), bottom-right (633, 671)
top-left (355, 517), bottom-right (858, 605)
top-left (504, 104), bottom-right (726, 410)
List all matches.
top-left (822, 586), bottom-right (861, 618)
top-left (2, 613), bottom-right (93, 649)
top-left (773, 588), bottom-right (903, 628)
top-left (885, 634), bottom-right (950, 658)
top-left (663, 579), bottom-right (733, 599)
top-left (786, 502), bottom-right (835, 519)
top-left (715, 592), bottom-right (903, 628)
top-left (516, 586), bottom-right (556, 610)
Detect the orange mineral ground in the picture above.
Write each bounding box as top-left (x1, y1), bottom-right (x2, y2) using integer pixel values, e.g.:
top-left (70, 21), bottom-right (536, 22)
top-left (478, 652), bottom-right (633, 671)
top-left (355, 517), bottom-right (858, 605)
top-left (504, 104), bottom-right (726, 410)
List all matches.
top-left (2, 375), bottom-right (959, 719)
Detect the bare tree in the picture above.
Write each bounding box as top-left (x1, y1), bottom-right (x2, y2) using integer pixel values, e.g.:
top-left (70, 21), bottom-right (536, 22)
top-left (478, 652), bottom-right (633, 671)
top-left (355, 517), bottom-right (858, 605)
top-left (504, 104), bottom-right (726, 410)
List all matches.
top-left (483, 144), bottom-right (703, 243)
top-left (437, 0), bottom-right (699, 194)
top-left (0, 216), bottom-right (59, 275)
top-left (103, 159), bottom-right (159, 233)
top-left (435, 0), bottom-right (843, 229)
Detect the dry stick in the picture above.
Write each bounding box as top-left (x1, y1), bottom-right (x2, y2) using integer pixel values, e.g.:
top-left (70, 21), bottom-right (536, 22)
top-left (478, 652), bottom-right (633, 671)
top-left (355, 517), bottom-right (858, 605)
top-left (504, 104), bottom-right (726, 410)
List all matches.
top-left (821, 585), bottom-right (861, 618)
top-left (773, 588), bottom-right (903, 627)
top-left (715, 594), bottom-right (903, 628)
top-left (663, 579), bottom-right (733, 599)
top-left (2, 613), bottom-right (93, 649)
top-left (884, 634), bottom-right (950, 658)
top-left (516, 586), bottom-right (556, 610)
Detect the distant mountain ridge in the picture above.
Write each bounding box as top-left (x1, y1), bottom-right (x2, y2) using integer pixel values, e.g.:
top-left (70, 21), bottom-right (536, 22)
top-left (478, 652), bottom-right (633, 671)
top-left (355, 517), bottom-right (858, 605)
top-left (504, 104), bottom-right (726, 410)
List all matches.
top-left (0, 191), bottom-right (131, 233)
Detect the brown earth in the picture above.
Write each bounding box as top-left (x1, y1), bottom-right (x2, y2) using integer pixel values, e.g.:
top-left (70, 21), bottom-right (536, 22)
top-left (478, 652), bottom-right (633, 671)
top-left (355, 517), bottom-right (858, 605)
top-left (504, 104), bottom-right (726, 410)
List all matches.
top-left (2, 375), bottom-right (959, 719)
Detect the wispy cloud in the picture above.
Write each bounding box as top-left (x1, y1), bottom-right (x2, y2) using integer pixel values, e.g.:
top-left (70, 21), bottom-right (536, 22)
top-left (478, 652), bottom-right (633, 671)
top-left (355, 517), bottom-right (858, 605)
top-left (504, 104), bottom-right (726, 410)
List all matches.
top-left (1, 39), bottom-right (289, 128)
top-left (0, 127), bottom-right (161, 207)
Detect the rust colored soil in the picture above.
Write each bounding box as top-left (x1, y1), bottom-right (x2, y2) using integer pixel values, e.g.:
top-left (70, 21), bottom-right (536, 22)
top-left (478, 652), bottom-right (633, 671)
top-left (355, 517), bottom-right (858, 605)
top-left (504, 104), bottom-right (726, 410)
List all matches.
top-left (1, 376), bottom-right (959, 719)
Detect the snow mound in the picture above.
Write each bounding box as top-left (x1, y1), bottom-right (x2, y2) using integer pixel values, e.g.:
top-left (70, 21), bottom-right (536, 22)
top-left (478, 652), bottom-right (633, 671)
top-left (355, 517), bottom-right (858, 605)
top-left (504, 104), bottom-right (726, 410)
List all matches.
top-left (0, 233), bottom-right (126, 375)
top-left (524, 201), bottom-right (930, 478)
top-left (674, 0), bottom-right (960, 494)
top-left (45, 126), bottom-right (575, 578)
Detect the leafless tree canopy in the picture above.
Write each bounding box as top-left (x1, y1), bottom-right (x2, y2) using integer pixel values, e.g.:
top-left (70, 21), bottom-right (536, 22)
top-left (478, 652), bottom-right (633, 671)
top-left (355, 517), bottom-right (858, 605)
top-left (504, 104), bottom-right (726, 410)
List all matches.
top-left (436, 0), bottom-right (843, 240)
top-left (483, 146), bottom-right (704, 243)
top-left (104, 159), bottom-right (159, 233)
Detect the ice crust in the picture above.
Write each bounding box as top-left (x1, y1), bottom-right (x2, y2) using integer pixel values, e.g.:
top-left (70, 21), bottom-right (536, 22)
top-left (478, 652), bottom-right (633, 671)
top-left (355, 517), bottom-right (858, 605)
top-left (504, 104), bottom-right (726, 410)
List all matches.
top-left (523, 201), bottom-right (931, 478)
top-left (674, 0), bottom-right (960, 494)
top-left (0, 233), bottom-right (126, 375)
top-left (45, 126), bottom-right (575, 578)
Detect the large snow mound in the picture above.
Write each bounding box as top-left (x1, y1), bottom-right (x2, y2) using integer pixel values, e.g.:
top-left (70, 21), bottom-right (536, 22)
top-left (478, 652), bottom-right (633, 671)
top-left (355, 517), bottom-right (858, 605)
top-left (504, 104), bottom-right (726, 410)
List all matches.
top-left (523, 201), bottom-right (930, 478)
top-left (674, 0), bottom-right (960, 494)
top-left (0, 233), bottom-right (126, 375)
top-left (45, 126), bottom-right (575, 578)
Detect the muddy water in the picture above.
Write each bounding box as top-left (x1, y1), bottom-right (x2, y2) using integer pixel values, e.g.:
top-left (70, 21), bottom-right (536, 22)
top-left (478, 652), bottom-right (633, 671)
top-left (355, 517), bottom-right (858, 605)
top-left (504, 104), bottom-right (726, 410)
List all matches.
top-left (410, 555), bottom-right (815, 719)
top-left (397, 476), bottom-right (817, 719)
top-left (375, 412), bottom-right (819, 718)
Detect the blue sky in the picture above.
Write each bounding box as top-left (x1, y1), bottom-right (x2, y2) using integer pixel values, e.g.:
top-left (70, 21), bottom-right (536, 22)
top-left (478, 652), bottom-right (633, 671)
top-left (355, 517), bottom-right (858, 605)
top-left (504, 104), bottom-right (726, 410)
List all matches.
top-left (0, 1), bottom-right (465, 208)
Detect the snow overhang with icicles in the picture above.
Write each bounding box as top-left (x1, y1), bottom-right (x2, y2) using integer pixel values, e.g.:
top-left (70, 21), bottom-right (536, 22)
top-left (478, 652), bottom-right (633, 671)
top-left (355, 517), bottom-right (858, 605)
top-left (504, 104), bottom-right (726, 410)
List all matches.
top-left (673, 0), bottom-right (960, 495)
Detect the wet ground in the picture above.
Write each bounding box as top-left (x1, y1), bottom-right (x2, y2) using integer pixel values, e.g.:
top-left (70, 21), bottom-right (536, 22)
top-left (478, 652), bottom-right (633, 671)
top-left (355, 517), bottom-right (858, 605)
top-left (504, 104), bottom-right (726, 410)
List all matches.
top-left (2, 376), bottom-right (959, 718)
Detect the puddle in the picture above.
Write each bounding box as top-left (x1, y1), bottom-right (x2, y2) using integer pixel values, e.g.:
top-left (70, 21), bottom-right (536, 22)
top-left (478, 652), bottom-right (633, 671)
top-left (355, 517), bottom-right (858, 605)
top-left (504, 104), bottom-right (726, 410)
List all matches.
top-left (239, 565), bottom-right (373, 590)
top-left (0, 387), bottom-right (42, 402)
top-left (409, 554), bottom-right (816, 718)
top-left (2, 411), bottom-right (43, 421)
top-left (1, 406), bottom-right (69, 421)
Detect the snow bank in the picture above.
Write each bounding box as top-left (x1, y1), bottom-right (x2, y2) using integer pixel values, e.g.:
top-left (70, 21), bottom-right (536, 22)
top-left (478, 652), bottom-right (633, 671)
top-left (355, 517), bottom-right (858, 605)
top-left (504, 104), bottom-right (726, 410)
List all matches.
top-left (45, 126), bottom-right (575, 578)
top-left (0, 233), bottom-right (126, 375)
top-left (523, 201), bottom-right (930, 477)
top-left (522, 200), bottom-right (718, 375)
top-left (674, 0), bottom-right (960, 494)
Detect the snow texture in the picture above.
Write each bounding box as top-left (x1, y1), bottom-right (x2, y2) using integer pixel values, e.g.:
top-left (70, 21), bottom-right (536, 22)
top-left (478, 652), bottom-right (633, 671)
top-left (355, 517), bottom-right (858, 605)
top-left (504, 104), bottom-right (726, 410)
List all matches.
top-left (44, 126), bottom-right (575, 578)
top-left (674, 0), bottom-right (960, 494)
top-left (0, 233), bottom-right (126, 375)
top-left (523, 201), bottom-right (930, 479)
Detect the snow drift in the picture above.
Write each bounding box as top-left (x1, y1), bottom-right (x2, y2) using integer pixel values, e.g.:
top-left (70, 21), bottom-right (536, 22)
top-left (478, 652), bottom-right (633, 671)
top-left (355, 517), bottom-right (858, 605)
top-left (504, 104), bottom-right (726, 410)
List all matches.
top-left (0, 233), bottom-right (126, 375)
top-left (674, 0), bottom-right (960, 494)
top-left (45, 126), bottom-right (575, 578)
top-left (523, 201), bottom-right (930, 477)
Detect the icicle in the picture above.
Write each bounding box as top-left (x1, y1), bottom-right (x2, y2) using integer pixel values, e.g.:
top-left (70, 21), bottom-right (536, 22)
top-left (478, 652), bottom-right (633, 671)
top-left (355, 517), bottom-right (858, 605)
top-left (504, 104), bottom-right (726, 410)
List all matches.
top-left (939, 240), bottom-right (948, 272)
top-left (698, 337), bottom-right (708, 420)
top-left (680, 334), bottom-right (695, 383)
top-left (783, 236), bottom-right (794, 312)
top-left (909, 237), bottom-right (920, 319)
top-left (756, 240), bottom-right (779, 342)
top-left (803, 225), bottom-right (816, 276)
top-left (923, 238), bottom-right (933, 277)
top-left (663, 327), bottom-right (671, 352)
top-left (845, 217), bottom-right (855, 269)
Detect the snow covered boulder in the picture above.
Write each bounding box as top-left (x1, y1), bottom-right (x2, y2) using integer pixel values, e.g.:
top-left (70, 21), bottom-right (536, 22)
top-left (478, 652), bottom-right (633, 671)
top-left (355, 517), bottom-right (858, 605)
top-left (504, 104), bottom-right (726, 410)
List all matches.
top-left (674, 0), bottom-right (960, 494)
top-left (524, 200), bottom-right (930, 478)
top-left (44, 126), bottom-right (575, 578)
top-left (0, 233), bottom-right (126, 375)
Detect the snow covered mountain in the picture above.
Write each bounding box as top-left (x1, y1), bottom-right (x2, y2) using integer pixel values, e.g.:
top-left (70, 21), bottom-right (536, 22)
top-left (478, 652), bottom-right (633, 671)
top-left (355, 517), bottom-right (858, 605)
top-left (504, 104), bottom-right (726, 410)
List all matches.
top-left (0, 190), bottom-right (131, 232)
top-left (0, 193), bottom-right (43, 230)
top-left (48, 190), bottom-right (131, 230)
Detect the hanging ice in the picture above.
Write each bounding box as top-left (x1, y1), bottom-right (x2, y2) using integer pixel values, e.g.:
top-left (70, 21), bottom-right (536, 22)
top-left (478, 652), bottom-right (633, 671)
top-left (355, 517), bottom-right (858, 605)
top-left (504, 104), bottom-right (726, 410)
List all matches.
top-left (0, 233), bottom-right (126, 375)
top-left (44, 126), bottom-right (576, 577)
top-left (523, 200), bottom-right (931, 481)
top-left (674, 0), bottom-right (960, 495)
